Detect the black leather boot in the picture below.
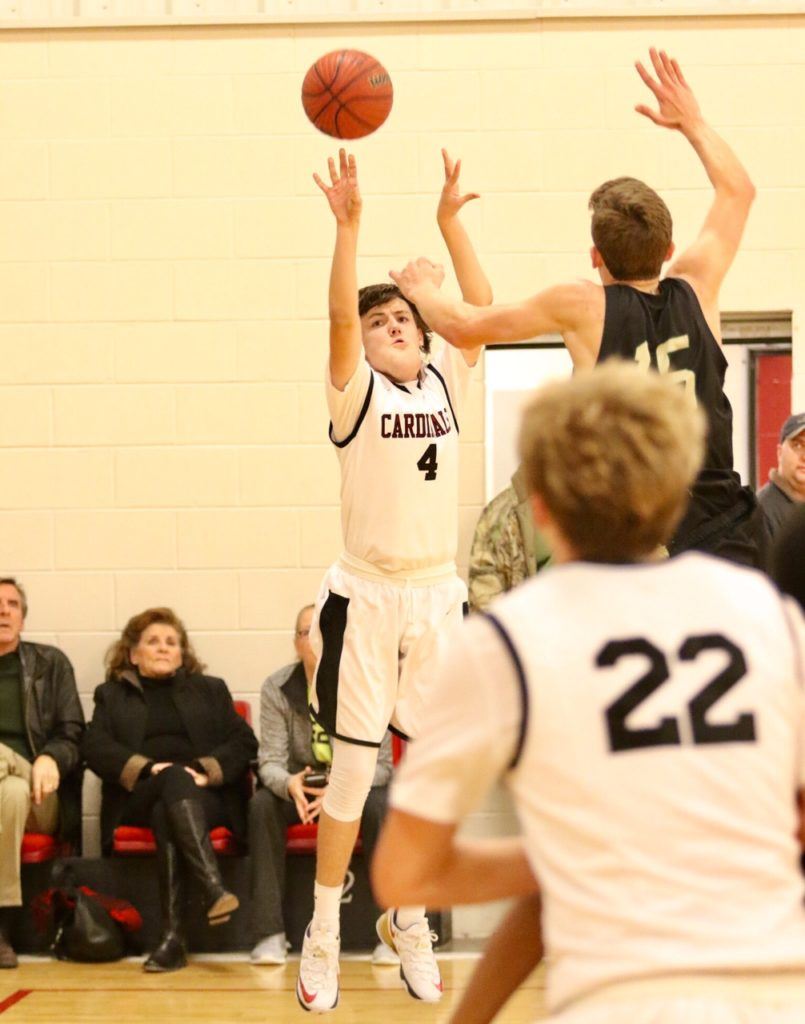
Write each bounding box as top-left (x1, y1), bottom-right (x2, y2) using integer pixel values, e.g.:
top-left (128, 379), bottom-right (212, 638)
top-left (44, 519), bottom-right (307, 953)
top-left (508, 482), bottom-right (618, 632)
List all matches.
top-left (0, 909), bottom-right (18, 969)
top-left (166, 799), bottom-right (238, 925)
top-left (143, 840), bottom-right (187, 973)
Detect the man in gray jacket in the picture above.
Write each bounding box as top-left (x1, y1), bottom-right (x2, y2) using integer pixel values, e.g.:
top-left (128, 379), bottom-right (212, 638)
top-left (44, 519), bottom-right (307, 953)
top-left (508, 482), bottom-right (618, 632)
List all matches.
top-left (0, 577), bottom-right (84, 967)
top-left (248, 604), bottom-right (394, 964)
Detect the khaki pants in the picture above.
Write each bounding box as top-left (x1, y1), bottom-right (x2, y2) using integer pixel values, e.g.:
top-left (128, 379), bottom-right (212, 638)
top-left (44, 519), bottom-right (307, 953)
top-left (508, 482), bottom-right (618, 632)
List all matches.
top-left (0, 744), bottom-right (59, 907)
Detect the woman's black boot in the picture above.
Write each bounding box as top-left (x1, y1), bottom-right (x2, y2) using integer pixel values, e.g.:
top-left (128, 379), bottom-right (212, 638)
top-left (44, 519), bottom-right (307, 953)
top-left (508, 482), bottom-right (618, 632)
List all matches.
top-left (166, 798), bottom-right (238, 925)
top-left (144, 840), bottom-right (187, 972)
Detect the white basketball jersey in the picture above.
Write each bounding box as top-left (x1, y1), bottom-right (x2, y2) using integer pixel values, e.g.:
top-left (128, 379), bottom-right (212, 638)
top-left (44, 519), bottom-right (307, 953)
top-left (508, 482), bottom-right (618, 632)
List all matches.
top-left (327, 346), bottom-right (471, 574)
top-left (490, 554), bottom-right (805, 1010)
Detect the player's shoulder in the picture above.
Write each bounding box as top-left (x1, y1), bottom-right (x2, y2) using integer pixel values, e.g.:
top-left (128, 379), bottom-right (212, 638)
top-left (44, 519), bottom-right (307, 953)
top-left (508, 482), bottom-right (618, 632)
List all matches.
top-left (427, 340), bottom-right (474, 374)
top-left (660, 273), bottom-right (703, 304)
top-left (326, 354), bottom-right (373, 391)
top-left (554, 277), bottom-right (604, 316)
top-left (480, 562), bottom-right (565, 625)
top-left (490, 552), bottom-right (778, 614)
top-left (660, 274), bottom-right (715, 321)
top-left (669, 552), bottom-right (793, 626)
top-left (671, 550), bottom-right (771, 588)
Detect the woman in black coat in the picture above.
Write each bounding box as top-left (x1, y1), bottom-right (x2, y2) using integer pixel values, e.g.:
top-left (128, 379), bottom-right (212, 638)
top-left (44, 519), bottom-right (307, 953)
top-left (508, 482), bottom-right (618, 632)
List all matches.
top-left (83, 607), bottom-right (257, 973)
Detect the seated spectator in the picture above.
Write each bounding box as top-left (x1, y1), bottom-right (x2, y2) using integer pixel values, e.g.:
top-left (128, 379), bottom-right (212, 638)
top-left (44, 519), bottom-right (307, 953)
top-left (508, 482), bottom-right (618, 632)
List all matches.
top-left (248, 603), bottom-right (395, 965)
top-left (82, 607), bottom-right (256, 974)
top-left (769, 503), bottom-right (805, 612)
top-left (757, 412), bottom-right (805, 545)
top-left (0, 577), bottom-right (85, 969)
top-left (468, 466), bottom-right (553, 612)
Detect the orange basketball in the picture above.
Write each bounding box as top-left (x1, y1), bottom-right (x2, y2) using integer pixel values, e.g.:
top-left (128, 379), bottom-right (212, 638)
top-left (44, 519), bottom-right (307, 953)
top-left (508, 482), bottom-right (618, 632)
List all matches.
top-left (302, 49), bottom-right (393, 140)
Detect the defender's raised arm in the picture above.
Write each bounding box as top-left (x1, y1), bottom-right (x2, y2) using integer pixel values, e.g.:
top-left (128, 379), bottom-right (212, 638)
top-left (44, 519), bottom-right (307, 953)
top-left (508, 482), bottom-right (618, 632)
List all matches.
top-left (636, 48), bottom-right (755, 317)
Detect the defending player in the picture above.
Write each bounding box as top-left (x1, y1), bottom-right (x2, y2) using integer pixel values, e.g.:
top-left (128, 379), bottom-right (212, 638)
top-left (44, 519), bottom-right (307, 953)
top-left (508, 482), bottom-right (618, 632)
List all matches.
top-left (391, 48), bottom-right (762, 567)
top-left (373, 361), bottom-right (805, 1024)
top-left (295, 148), bottom-right (490, 1013)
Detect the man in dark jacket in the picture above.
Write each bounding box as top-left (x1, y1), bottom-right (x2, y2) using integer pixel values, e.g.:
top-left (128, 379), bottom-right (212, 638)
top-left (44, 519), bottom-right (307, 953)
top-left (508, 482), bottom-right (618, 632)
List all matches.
top-left (769, 504), bottom-right (805, 614)
top-left (758, 413), bottom-right (805, 547)
top-left (0, 577), bottom-right (85, 968)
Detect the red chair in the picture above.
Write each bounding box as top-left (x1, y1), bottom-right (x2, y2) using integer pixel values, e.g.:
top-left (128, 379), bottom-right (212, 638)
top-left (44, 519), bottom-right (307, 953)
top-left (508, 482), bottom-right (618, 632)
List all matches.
top-left (285, 733), bottom-right (405, 856)
top-left (20, 833), bottom-right (71, 865)
top-left (111, 699), bottom-right (253, 857)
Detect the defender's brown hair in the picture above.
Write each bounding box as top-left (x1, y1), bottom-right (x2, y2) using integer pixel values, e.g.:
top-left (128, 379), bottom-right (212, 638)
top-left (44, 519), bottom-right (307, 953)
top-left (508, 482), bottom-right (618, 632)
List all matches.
top-left (589, 177), bottom-right (673, 281)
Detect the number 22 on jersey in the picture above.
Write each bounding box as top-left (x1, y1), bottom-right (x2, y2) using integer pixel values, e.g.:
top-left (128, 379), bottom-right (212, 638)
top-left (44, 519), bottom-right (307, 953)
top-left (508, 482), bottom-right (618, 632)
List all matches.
top-left (596, 633), bottom-right (756, 754)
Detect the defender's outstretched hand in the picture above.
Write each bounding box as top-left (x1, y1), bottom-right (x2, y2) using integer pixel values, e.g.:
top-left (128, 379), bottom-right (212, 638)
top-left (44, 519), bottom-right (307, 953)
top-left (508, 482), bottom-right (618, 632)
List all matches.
top-left (313, 148), bottom-right (362, 226)
top-left (437, 148), bottom-right (480, 225)
top-left (635, 48), bottom-right (703, 136)
top-left (390, 257), bottom-right (445, 302)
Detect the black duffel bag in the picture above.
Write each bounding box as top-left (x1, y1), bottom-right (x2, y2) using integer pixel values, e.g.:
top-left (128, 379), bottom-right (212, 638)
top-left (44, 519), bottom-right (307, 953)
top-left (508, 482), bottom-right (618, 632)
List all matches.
top-left (52, 886), bottom-right (127, 962)
top-left (32, 865), bottom-right (141, 963)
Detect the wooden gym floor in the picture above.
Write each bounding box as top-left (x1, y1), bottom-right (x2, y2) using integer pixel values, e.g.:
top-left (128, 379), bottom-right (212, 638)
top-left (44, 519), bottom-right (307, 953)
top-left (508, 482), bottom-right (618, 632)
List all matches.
top-left (0, 955), bottom-right (547, 1023)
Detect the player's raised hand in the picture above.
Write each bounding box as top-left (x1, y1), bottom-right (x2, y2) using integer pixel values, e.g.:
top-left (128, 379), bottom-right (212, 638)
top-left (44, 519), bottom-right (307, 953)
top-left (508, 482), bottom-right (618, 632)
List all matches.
top-left (437, 148), bottom-right (480, 225)
top-left (390, 257), bottom-right (445, 300)
top-left (313, 148), bottom-right (362, 227)
top-left (635, 48), bottom-right (703, 136)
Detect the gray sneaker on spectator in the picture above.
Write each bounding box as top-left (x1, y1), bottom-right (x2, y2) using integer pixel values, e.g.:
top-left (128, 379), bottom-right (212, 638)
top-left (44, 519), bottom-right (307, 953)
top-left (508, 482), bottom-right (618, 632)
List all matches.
top-left (250, 932), bottom-right (288, 964)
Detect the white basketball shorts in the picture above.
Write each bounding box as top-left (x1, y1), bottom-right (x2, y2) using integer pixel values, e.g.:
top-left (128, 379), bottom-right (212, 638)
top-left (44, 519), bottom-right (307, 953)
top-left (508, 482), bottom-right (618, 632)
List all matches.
top-left (309, 557), bottom-right (467, 746)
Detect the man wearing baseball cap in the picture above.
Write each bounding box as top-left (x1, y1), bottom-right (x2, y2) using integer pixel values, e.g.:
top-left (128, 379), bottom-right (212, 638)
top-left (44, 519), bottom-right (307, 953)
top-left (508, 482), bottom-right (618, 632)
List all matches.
top-left (758, 412), bottom-right (805, 543)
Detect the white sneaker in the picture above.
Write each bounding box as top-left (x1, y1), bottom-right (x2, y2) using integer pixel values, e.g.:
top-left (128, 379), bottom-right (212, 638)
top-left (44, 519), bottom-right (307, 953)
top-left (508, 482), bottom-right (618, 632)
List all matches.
top-left (249, 932), bottom-right (288, 965)
top-left (296, 921), bottom-right (340, 1013)
top-left (376, 910), bottom-right (442, 1003)
top-left (371, 940), bottom-right (400, 966)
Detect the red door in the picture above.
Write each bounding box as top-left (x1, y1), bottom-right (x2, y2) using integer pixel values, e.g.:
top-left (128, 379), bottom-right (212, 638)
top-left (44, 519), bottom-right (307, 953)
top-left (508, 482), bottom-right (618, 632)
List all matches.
top-left (754, 351), bottom-right (792, 488)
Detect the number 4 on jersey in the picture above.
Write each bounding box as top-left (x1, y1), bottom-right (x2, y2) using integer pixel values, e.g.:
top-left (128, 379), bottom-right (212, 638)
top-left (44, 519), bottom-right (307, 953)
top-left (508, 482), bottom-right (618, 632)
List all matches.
top-left (417, 443), bottom-right (438, 481)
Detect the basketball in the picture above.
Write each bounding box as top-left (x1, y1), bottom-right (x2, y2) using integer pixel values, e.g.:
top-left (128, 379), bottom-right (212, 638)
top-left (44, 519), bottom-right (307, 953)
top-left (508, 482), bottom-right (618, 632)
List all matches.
top-left (301, 49), bottom-right (393, 140)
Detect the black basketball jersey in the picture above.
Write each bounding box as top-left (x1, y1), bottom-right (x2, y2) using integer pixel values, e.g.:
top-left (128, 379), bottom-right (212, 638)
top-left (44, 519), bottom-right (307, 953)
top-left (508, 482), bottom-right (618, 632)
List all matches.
top-left (598, 278), bottom-right (757, 562)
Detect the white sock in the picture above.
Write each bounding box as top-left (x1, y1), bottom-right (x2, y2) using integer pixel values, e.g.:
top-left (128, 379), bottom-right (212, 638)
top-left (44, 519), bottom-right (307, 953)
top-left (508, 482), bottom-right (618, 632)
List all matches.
top-left (394, 906), bottom-right (426, 930)
top-left (312, 882), bottom-right (342, 931)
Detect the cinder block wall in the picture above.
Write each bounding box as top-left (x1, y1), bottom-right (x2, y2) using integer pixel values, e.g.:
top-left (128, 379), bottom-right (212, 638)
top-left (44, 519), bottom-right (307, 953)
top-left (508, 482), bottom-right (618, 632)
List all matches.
top-left (1, 14), bottom-right (804, 936)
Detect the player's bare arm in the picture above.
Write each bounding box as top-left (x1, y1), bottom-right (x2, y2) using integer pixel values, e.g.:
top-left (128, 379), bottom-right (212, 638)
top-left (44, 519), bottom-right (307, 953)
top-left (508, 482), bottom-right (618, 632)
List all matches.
top-left (636, 48), bottom-right (755, 337)
top-left (313, 148), bottom-right (364, 389)
top-left (436, 148), bottom-right (491, 368)
top-left (389, 263), bottom-right (603, 369)
top-left (448, 895), bottom-right (543, 1024)
top-left (371, 808), bottom-right (537, 909)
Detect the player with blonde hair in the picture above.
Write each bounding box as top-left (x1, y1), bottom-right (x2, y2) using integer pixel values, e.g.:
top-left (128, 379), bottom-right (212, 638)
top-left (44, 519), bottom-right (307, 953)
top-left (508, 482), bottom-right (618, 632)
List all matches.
top-left (517, 363), bottom-right (704, 563)
top-left (374, 361), bottom-right (805, 1024)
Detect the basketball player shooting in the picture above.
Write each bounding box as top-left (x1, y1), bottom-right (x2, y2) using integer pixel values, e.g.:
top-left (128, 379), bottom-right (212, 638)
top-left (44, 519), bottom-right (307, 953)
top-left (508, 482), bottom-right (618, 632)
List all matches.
top-left (295, 148), bottom-right (491, 1013)
top-left (373, 361), bottom-right (805, 1024)
top-left (392, 48), bottom-right (763, 568)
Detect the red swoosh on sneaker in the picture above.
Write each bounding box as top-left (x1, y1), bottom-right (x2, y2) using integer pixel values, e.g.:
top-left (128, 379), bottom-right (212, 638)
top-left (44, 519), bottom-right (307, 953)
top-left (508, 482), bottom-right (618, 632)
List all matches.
top-left (299, 981), bottom-right (317, 1005)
